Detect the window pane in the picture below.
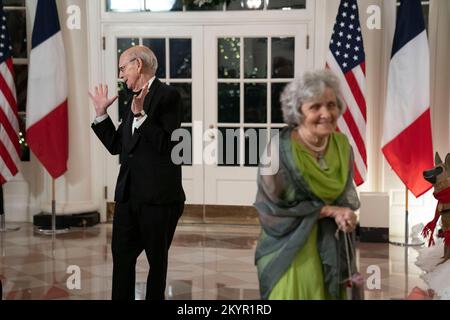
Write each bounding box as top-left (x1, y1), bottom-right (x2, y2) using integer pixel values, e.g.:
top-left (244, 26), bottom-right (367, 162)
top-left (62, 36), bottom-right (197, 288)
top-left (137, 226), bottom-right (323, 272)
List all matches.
top-left (117, 38), bottom-right (139, 76)
top-left (271, 83), bottom-right (288, 123)
top-left (244, 38), bottom-right (267, 78)
top-left (107, 0), bottom-right (143, 12)
top-left (118, 81), bottom-right (132, 122)
top-left (218, 83), bottom-right (240, 123)
top-left (421, 3), bottom-right (429, 32)
top-left (171, 83), bottom-right (192, 123)
top-left (5, 9), bottom-right (27, 58)
top-left (18, 113), bottom-right (29, 161)
top-left (218, 38), bottom-right (240, 79)
top-left (244, 127), bottom-right (266, 167)
top-left (13, 65), bottom-right (27, 113)
top-left (244, 83), bottom-right (266, 123)
top-left (143, 38), bottom-right (166, 78)
top-left (227, 0), bottom-right (263, 10)
top-left (186, 2), bottom-right (222, 10)
top-left (3, 0), bottom-right (25, 5)
top-left (218, 127), bottom-right (240, 166)
top-left (267, 0), bottom-right (306, 10)
top-left (145, 0), bottom-right (183, 12)
top-left (170, 39), bottom-right (191, 78)
top-left (272, 37), bottom-right (294, 78)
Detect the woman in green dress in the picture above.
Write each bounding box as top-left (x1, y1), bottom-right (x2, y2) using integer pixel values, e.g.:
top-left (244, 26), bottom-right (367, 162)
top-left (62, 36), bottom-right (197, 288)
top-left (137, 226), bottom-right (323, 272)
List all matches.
top-left (254, 69), bottom-right (360, 300)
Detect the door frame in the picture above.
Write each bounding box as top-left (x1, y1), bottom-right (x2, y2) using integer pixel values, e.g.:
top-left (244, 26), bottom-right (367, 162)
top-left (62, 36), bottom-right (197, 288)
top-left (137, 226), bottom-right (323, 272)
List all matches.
top-left (203, 23), bottom-right (312, 205)
top-left (102, 25), bottom-right (205, 205)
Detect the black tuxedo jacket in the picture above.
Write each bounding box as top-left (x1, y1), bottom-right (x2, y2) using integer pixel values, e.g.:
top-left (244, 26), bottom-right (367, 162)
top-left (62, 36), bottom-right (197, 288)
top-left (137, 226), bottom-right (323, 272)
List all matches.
top-left (92, 78), bottom-right (186, 204)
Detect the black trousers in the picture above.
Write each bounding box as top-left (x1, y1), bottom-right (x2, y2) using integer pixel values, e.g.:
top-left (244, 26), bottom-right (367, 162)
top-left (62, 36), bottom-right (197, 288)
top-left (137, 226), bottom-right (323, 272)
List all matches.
top-left (111, 200), bottom-right (183, 300)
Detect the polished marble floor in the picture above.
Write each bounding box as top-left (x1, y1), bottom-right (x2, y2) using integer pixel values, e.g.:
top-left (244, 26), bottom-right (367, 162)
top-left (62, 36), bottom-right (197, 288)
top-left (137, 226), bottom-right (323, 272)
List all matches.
top-left (0, 222), bottom-right (429, 300)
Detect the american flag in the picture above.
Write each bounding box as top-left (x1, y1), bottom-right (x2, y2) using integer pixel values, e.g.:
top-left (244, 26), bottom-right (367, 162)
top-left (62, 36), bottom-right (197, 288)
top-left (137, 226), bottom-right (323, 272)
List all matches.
top-left (0, 2), bottom-right (20, 185)
top-left (326, 0), bottom-right (366, 186)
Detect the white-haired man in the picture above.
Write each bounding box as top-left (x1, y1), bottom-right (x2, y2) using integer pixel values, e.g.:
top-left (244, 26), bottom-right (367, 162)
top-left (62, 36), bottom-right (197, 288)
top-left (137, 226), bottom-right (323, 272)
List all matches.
top-left (89, 45), bottom-right (185, 300)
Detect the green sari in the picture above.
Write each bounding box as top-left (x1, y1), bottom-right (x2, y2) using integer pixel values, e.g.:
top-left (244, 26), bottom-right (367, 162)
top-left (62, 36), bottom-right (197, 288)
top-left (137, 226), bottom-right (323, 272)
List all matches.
top-left (254, 126), bottom-right (360, 300)
top-left (269, 132), bottom-right (349, 300)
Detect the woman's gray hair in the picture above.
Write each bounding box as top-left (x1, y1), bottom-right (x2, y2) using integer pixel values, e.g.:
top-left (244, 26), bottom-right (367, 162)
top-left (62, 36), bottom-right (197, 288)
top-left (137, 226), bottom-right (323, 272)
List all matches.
top-left (129, 46), bottom-right (158, 73)
top-left (280, 69), bottom-right (345, 126)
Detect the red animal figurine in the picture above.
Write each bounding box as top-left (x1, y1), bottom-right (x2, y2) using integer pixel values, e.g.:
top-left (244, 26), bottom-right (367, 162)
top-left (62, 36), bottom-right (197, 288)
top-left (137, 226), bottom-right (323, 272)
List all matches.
top-left (422, 152), bottom-right (450, 263)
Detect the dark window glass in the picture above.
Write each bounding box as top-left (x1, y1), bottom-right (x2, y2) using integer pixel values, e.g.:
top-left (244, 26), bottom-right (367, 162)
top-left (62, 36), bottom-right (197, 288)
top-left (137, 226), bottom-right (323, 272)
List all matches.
top-left (218, 38), bottom-right (240, 79)
top-left (3, 0), bottom-right (25, 5)
top-left (271, 83), bottom-right (288, 123)
top-left (5, 9), bottom-right (27, 58)
top-left (186, 1), bottom-right (223, 10)
top-left (272, 37), bottom-right (294, 78)
top-left (244, 83), bottom-right (266, 123)
top-left (244, 38), bottom-right (267, 79)
top-left (143, 38), bottom-right (166, 78)
top-left (106, 0), bottom-right (307, 11)
top-left (267, 0), bottom-right (306, 10)
top-left (18, 113), bottom-right (29, 161)
top-left (14, 65), bottom-right (29, 159)
top-left (422, 3), bottom-right (429, 31)
top-left (117, 81), bottom-right (132, 122)
top-left (170, 39), bottom-right (191, 78)
top-left (218, 83), bottom-right (240, 123)
top-left (13, 65), bottom-right (27, 113)
top-left (244, 127), bottom-right (266, 167)
top-left (218, 127), bottom-right (240, 166)
top-left (171, 83), bottom-right (192, 123)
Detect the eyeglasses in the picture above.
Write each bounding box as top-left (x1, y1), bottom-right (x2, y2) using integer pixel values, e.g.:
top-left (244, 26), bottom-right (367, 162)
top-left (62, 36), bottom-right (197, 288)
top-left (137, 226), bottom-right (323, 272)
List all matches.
top-left (118, 58), bottom-right (137, 73)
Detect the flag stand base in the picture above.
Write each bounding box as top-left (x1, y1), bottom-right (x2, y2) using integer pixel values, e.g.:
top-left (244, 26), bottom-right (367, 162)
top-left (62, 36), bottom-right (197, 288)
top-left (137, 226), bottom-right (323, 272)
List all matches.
top-left (34, 194), bottom-right (70, 235)
top-left (389, 237), bottom-right (424, 247)
top-left (0, 215), bottom-right (20, 232)
top-left (34, 227), bottom-right (70, 235)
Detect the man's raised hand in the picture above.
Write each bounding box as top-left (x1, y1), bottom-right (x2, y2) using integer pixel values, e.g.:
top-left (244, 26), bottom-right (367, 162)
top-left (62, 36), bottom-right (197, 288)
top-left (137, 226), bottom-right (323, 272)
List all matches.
top-left (131, 84), bottom-right (149, 115)
top-left (88, 84), bottom-right (118, 117)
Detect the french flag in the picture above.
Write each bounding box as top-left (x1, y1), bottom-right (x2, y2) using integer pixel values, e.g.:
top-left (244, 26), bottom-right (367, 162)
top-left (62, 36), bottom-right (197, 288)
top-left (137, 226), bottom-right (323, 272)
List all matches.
top-left (26, 0), bottom-right (68, 179)
top-left (382, 0), bottom-right (433, 197)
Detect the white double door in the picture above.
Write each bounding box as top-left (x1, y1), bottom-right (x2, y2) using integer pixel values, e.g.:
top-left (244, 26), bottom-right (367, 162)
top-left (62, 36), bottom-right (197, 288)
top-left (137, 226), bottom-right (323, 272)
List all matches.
top-left (103, 24), bottom-right (310, 206)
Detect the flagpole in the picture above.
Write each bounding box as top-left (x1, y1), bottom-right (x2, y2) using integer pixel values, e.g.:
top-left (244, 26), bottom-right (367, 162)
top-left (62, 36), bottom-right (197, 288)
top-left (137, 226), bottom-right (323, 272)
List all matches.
top-left (37, 176), bottom-right (69, 236)
top-left (404, 186), bottom-right (409, 297)
top-left (52, 178), bottom-right (56, 234)
top-left (405, 187), bottom-right (409, 246)
top-left (51, 178), bottom-right (56, 256)
top-left (0, 184), bottom-right (20, 233)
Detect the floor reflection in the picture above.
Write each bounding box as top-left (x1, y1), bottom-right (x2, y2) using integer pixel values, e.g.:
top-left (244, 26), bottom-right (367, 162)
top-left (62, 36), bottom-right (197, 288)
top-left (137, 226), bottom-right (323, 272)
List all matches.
top-left (0, 223), bottom-right (428, 300)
